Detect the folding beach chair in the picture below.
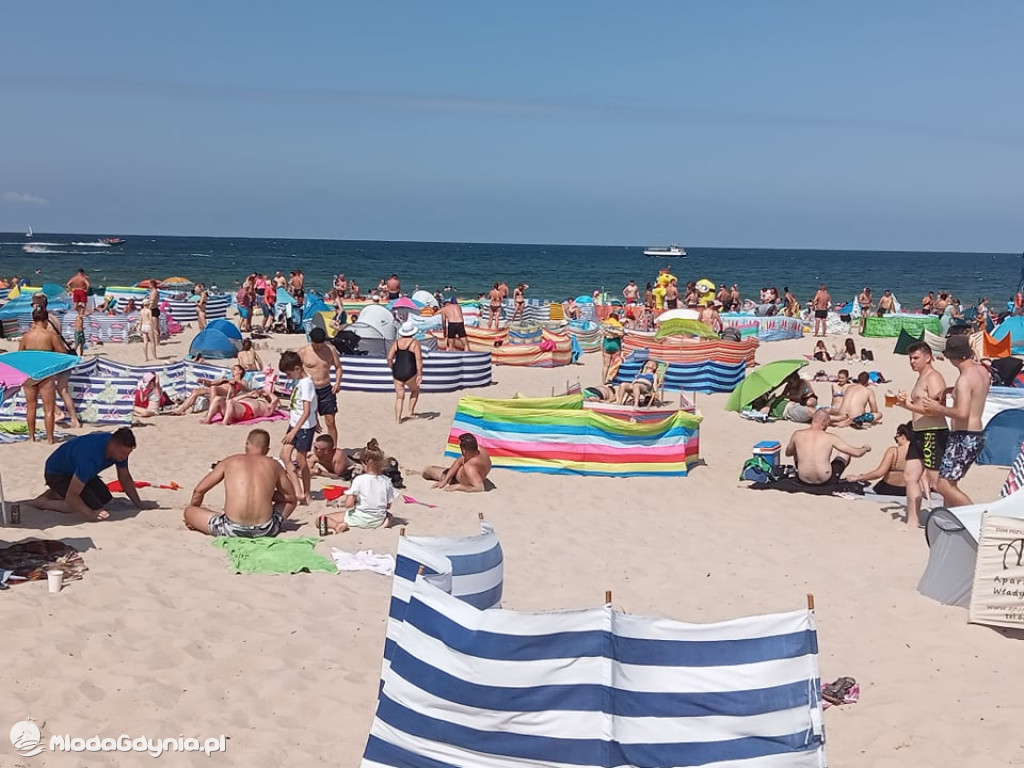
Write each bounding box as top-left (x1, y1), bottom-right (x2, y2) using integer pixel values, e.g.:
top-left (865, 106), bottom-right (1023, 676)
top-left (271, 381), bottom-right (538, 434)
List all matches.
top-left (637, 361), bottom-right (668, 408)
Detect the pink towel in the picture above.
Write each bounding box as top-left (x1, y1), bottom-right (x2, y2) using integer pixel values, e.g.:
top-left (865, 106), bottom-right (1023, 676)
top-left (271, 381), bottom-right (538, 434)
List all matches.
top-left (209, 409), bottom-right (288, 425)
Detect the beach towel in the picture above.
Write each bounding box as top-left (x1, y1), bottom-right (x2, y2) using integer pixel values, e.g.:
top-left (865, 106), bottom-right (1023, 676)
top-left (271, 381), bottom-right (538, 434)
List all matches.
top-left (213, 537), bottom-right (338, 574)
top-left (0, 540), bottom-right (87, 584)
top-left (0, 424), bottom-right (70, 444)
top-left (330, 548), bottom-right (395, 576)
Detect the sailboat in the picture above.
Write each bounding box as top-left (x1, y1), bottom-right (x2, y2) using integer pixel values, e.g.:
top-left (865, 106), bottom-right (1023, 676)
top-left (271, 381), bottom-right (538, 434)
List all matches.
top-left (25, 226), bottom-right (33, 238)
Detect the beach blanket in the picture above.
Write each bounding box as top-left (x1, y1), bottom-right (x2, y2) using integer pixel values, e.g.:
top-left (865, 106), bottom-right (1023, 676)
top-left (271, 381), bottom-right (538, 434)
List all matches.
top-left (208, 409), bottom-right (288, 425)
top-left (213, 537), bottom-right (338, 574)
top-left (330, 548), bottom-right (395, 576)
top-left (0, 540), bottom-right (87, 585)
top-left (0, 424), bottom-right (70, 444)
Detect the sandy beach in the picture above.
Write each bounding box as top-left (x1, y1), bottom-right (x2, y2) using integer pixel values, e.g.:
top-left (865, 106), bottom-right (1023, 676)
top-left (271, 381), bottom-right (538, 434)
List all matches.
top-left (0, 323), bottom-right (1019, 768)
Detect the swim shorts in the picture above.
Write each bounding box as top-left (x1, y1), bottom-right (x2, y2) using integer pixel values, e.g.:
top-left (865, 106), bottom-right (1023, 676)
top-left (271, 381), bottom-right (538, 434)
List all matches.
top-left (907, 428), bottom-right (949, 471)
top-left (853, 413), bottom-right (875, 425)
top-left (315, 384), bottom-right (338, 416)
top-left (238, 307), bottom-right (251, 319)
top-left (44, 473), bottom-right (113, 511)
top-left (388, 291), bottom-right (400, 301)
top-left (75, 330), bottom-right (86, 348)
top-left (151, 306), bottom-right (160, 319)
top-left (939, 430), bottom-right (985, 481)
top-left (290, 427), bottom-right (316, 453)
top-left (445, 322), bottom-right (467, 339)
top-left (207, 509), bottom-right (283, 538)
top-left (784, 403), bottom-right (815, 423)
top-left (72, 288), bottom-right (87, 305)
top-left (814, 309), bottom-right (828, 319)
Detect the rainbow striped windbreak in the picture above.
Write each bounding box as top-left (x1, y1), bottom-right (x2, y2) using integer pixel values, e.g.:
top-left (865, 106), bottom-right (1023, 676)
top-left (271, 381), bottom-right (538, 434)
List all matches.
top-left (444, 394), bottom-right (701, 477)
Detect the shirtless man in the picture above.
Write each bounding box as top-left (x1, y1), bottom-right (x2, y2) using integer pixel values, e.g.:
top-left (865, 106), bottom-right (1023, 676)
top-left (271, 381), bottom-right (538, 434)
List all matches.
top-left (831, 372), bottom-right (882, 428)
top-left (274, 271), bottom-right (287, 289)
top-left (623, 280), bottom-right (639, 305)
top-left (422, 433), bottom-right (492, 492)
top-left (893, 341), bottom-right (949, 526)
top-left (146, 280), bottom-right (161, 347)
top-left (310, 434), bottom-right (352, 477)
top-left (812, 284), bottom-right (831, 337)
top-left (299, 328), bottom-right (343, 445)
top-left (857, 287), bottom-right (872, 334)
top-left (19, 307), bottom-right (66, 442)
top-left (876, 290), bottom-right (895, 316)
top-left (785, 409), bottom-right (871, 485)
top-left (511, 283), bottom-right (527, 322)
top-left (386, 274), bottom-right (401, 300)
top-left (488, 282), bottom-right (503, 329)
top-left (922, 291), bottom-right (934, 314)
top-left (439, 297), bottom-right (467, 351)
top-left (665, 279), bottom-right (680, 310)
top-left (183, 429), bottom-right (297, 537)
top-left (31, 292), bottom-right (81, 428)
top-left (919, 335), bottom-right (990, 508)
top-left (66, 268), bottom-right (90, 307)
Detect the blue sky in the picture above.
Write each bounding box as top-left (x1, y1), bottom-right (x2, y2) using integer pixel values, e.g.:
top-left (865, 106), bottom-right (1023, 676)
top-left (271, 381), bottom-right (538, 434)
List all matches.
top-left (0, 2), bottom-right (1020, 250)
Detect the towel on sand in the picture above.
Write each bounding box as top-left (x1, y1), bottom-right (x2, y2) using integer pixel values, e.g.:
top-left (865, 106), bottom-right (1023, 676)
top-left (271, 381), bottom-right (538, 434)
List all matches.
top-left (330, 548), bottom-right (395, 576)
top-left (213, 537), bottom-right (338, 574)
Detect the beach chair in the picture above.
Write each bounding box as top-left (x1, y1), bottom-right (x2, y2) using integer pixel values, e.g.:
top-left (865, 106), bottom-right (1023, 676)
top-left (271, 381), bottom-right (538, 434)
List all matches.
top-left (637, 361), bottom-right (669, 407)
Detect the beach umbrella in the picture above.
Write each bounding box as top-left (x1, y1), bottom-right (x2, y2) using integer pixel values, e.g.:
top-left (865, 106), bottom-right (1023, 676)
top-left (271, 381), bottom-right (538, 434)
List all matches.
top-left (0, 351), bottom-right (81, 381)
top-left (162, 276), bottom-right (193, 285)
top-left (389, 296), bottom-right (421, 310)
top-left (654, 318), bottom-right (719, 340)
top-left (655, 308), bottom-right (700, 323)
top-left (724, 359), bottom-right (807, 412)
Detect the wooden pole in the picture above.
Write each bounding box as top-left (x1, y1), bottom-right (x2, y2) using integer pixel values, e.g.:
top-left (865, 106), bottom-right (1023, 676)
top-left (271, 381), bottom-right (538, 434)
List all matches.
top-left (806, 593), bottom-right (815, 611)
top-left (417, 565), bottom-right (425, 576)
top-left (478, 512), bottom-right (484, 521)
top-left (605, 590), bottom-right (612, 606)
top-left (399, 526), bottom-right (406, 537)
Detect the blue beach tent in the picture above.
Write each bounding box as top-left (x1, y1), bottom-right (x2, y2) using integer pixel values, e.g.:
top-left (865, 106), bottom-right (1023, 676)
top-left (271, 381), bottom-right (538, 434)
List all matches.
top-left (992, 316), bottom-right (1024, 355)
top-left (189, 329), bottom-right (240, 359)
top-left (979, 409), bottom-right (1024, 466)
top-left (207, 318), bottom-right (243, 341)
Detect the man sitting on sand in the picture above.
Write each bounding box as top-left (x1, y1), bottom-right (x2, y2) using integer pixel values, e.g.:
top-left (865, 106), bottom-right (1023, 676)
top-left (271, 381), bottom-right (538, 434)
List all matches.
top-left (422, 433), bottom-right (492, 492)
top-left (830, 371), bottom-right (883, 428)
top-left (786, 410), bottom-right (871, 486)
top-left (183, 429), bottom-right (297, 537)
top-left (33, 428), bottom-right (152, 521)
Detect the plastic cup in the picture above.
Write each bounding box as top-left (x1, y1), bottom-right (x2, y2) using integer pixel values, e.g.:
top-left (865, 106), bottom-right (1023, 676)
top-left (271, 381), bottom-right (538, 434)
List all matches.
top-left (884, 392), bottom-right (896, 408)
top-left (46, 568), bottom-right (64, 594)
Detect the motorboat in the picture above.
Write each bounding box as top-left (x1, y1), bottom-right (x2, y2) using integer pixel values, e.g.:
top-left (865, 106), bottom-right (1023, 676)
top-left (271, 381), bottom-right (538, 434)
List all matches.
top-left (100, 237), bottom-right (126, 246)
top-left (643, 244), bottom-right (686, 257)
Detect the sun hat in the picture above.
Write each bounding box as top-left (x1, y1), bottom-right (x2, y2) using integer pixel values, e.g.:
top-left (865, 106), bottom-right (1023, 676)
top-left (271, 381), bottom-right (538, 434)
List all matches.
top-left (398, 321), bottom-right (417, 337)
top-left (141, 372), bottom-right (156, 386)
top-left (944, 334), bottom-right (974, 360)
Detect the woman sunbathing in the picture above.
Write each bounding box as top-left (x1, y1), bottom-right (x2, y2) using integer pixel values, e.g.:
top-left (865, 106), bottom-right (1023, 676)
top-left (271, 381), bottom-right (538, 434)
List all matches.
top-left (616, 360), bottom-right (659, 407)
top-left (847, 422), bottom-right (913, 496)
top-left (201, 389), bottom-right (279, 425)
top-left (171, 365), bottom-right (249, 415)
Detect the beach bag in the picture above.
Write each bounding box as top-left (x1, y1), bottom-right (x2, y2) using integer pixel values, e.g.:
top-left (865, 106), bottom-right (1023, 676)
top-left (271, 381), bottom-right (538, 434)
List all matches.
top-left (740, 456), bottom-right (776, 483)
top-left (860, 349), bottom-right (874, 362)
top-left (382, 457), bottom-right (405, 489)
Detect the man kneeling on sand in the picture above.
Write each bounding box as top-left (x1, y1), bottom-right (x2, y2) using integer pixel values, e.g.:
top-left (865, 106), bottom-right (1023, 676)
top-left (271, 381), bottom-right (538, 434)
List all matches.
top-left (422, 433), bottom-right (492, 492)
top-left (183, 429), bottom-right (297, 537)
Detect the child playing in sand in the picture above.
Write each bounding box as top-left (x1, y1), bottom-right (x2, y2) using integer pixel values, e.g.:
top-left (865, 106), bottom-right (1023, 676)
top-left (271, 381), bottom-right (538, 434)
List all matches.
top-left (279, 350), bottom-right (317, 505)
top-left (318, 442), bottom-right (396, 534)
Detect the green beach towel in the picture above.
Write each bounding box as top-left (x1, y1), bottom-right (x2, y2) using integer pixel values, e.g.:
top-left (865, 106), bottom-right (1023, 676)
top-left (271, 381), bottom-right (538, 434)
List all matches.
top-left (213, 537), bottom-right (338, 574)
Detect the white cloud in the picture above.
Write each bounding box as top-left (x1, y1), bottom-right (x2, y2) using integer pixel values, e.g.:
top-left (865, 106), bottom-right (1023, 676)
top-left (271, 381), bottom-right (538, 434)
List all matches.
top-left (3, 189), bottom-right (50, 204)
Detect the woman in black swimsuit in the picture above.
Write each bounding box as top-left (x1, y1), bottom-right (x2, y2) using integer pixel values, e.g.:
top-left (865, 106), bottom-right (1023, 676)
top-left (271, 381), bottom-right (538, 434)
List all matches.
top-left (387, 322), bottom-right (424, 423)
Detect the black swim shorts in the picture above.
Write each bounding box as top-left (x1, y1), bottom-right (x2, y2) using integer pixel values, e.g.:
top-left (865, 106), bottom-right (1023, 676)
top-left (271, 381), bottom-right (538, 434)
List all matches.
top-left (446, 322), bottom-right (467, 339)
top-left (44, 473), bottom-right (113, 511)
top-left (315, 384), bottom-right (338, 416)
top-left (814, 309), bottom-right (828, 319)
top-left (907, 428), bottom-right (949, 471)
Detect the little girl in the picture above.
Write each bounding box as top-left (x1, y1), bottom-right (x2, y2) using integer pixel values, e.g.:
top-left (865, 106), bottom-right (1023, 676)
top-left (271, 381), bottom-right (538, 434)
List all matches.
top-left (319, 443), bottom-right (396, 534)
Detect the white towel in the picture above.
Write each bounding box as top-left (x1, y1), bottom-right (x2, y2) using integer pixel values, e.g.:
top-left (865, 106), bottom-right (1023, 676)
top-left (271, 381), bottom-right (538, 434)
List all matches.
top-left (330, 548), bottom-right (395, 576)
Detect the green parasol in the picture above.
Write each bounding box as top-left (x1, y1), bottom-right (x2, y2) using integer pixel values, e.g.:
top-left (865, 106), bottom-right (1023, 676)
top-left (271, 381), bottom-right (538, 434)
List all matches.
top-left (724, 359), bottom-right (808, 412)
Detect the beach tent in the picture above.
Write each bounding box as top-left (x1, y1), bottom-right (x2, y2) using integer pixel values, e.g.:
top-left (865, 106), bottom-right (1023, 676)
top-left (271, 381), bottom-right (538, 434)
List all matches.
top-left (978, 409), bottom-right (1024, 466)
top-left (983, 331), bottom-right (1012, 358)
top-left (207, 319), bottom-right (242, 341)
top-left (893, 328), bottom-right (924, 355)
top-left (991, 315), bottom-right (1024, 355)
top-left (354, 304), bottom-right (397, 340)
top-left (410, 289), bottom-right (438, 309)
top-left (189, 329), bottom-right (240, 359)
top-left (273, 287), bottom-right (302, 332)
top-left (918, 486), bottom-right (1024, 607)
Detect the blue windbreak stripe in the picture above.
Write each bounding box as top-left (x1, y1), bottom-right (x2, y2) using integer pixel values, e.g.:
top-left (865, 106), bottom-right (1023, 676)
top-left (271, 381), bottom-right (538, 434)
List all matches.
top-left (406, 599), bottom-right (816, 665)
top-left (456, 583), bottom-right (503, 610)
top-left (363, 735), bottom-right (462, 768)
top-left (375, 696), bottom-right (819, 767)
top-left (395, 554), bottom-right (440, 581)
top-left (389, 648), bottom-right (813, 717)
top-left (448, 546), bottom-right (503, 574)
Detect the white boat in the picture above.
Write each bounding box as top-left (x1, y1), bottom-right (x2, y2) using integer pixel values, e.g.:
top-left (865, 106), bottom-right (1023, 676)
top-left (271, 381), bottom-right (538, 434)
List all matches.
top-left (26, 226), bottom-right (32, 238)
top-left (643, 244), bottom-right (686, 257)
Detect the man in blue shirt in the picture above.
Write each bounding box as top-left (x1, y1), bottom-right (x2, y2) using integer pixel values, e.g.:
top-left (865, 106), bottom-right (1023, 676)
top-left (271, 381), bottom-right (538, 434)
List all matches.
top-left (33, 428), bottom-right (149, 521)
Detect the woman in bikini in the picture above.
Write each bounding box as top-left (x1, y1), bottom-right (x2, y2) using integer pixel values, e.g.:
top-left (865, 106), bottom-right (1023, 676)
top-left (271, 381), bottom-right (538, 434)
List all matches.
top-left (133, 372), bottom-right (170, 417)
top-left (616, 359), bottom-right (659, 407)
top-left (171, 365), bottom-right (249, 415)
top-left (201, 389), bottom-right (279, 425)
top-left (236, 338), bottom-right (262, 371)
top-left (848, 422), bottom-right (913, 496)
top-left (387, 322), bottom-right (423, 423)
top-left (138, 303), bottom-right (158, 362)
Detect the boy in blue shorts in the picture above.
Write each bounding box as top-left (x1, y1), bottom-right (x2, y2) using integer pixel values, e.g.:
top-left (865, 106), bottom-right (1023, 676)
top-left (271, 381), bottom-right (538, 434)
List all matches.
top-left (279, 350), bottom-right (318, 505)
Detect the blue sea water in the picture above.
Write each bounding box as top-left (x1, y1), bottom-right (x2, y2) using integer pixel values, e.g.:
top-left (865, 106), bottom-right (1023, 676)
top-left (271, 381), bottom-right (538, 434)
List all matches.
top-left (0, 233), bottom-right (1019, 308)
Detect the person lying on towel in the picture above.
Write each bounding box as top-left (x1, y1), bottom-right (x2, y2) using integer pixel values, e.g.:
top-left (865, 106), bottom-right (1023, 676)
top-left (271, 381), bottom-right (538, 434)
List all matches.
top-left (752, 410), bottom-right (871, 494)
top-left (183, 429), bottom-right (296, 538)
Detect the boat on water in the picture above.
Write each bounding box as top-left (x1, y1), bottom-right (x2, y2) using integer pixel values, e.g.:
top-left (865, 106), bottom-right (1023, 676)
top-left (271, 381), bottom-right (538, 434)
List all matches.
top-left (26, 226), bottom-right (32, 238)
top-left (101, 237), bottom-right (126, 246)
top-left (643, 244), bottom-right (686, 257)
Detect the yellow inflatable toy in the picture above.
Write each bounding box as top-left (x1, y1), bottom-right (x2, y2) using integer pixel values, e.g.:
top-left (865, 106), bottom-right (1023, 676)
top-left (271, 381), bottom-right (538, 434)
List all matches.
top-left (695, 278), bottom-right (716, 306)
top-left (656, 268), bottom-right (675, 289)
